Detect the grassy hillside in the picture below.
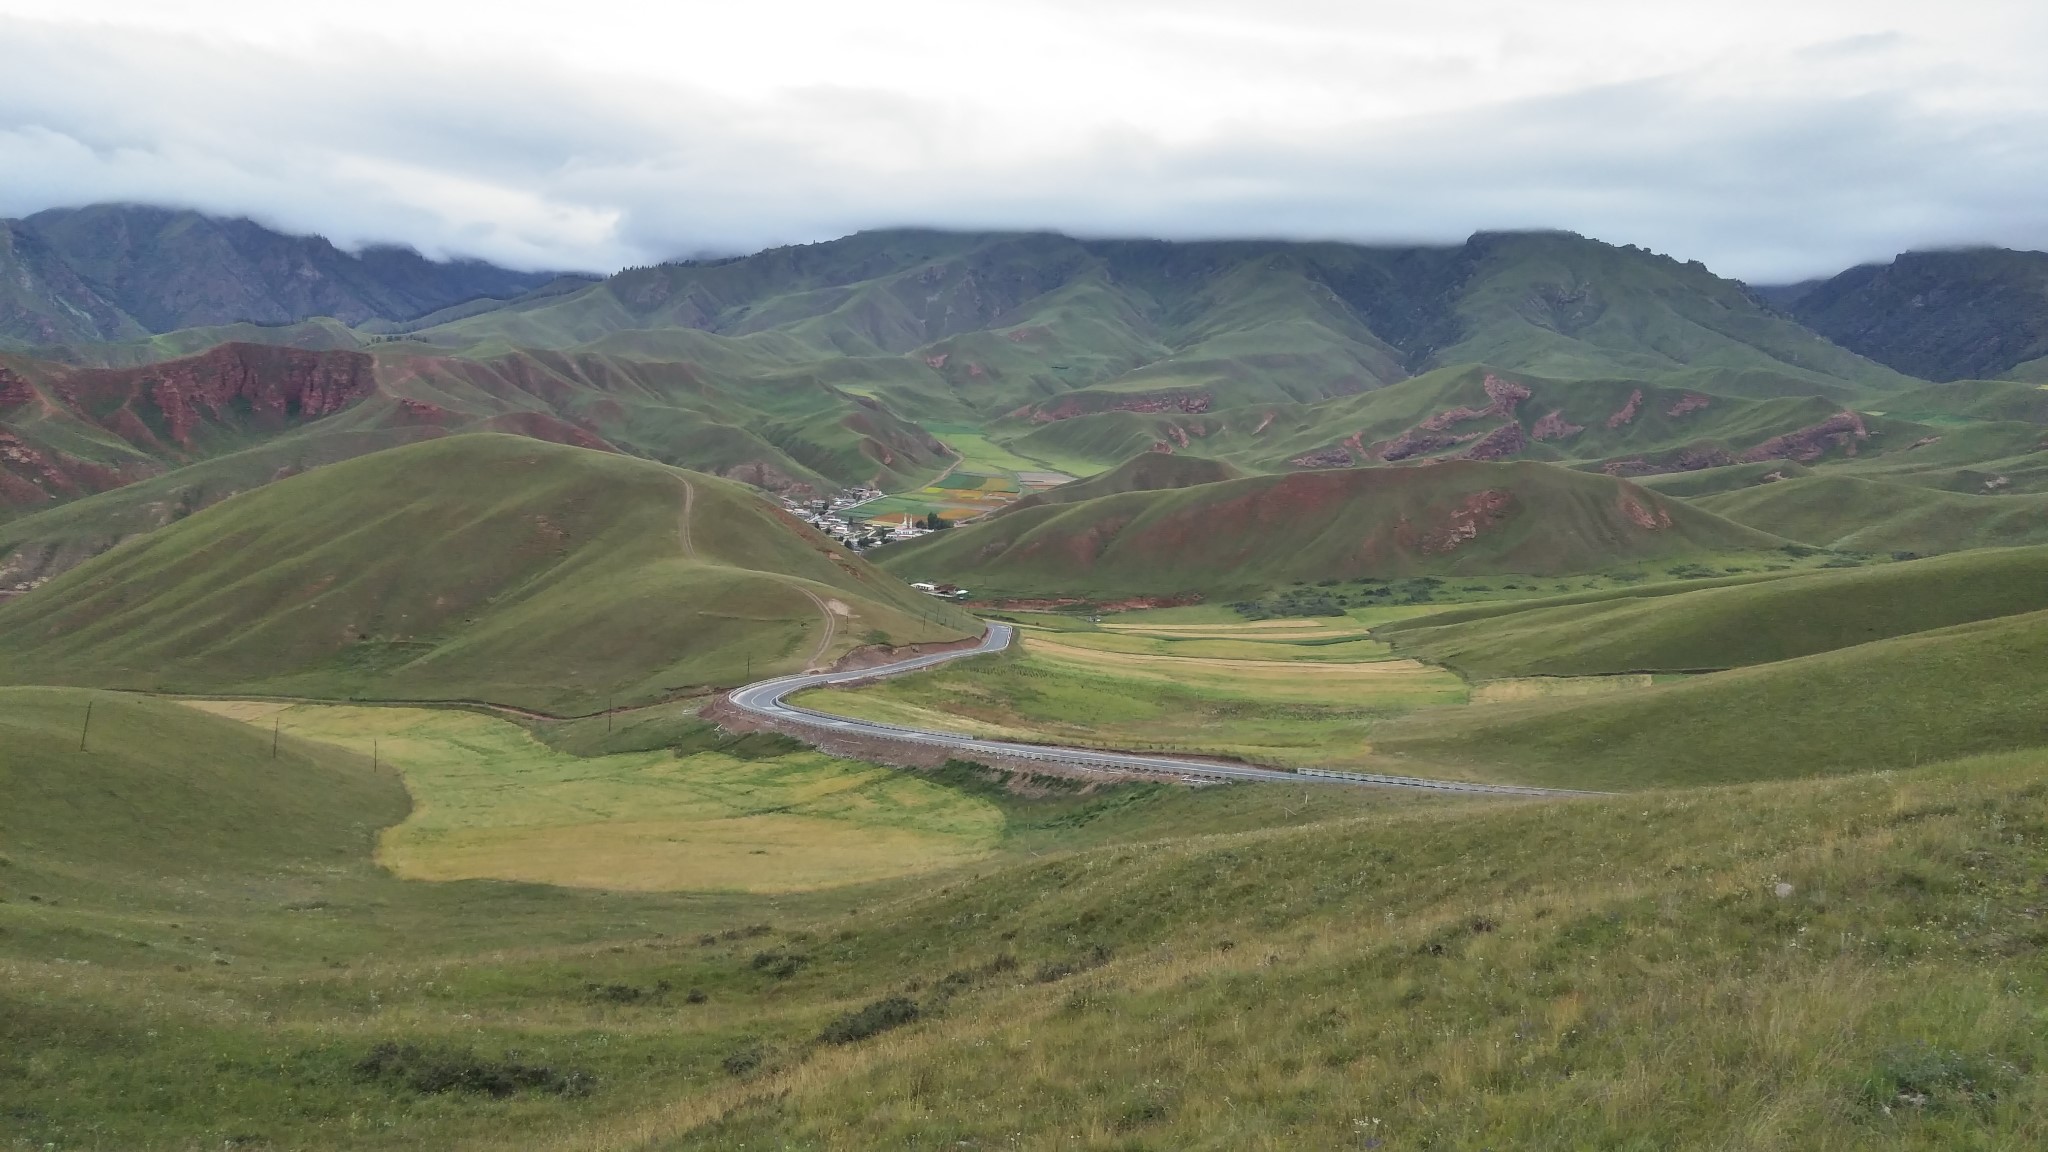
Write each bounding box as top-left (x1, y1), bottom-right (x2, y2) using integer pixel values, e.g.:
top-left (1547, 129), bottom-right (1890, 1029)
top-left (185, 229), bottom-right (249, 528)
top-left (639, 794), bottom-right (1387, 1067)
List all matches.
top-left (1374, 608), bottom-right (2048, 791)
top-left (996, 451), bottom-right (1242, 516)
top-left (996, 361), bottom-right (1917, 480)
top-left (881, 459), bottom-right (1781, 597)
top-left (11, 677), bottom-right (2048, 1148)
top-left (1694, 474), bottom-right (2048, 553)
top-left (0, 686), bottom-right (407, 888)
top-left (0, 434), bottom-right (975, 712)
top-left (1379, 545), bottom-right (2048, 677)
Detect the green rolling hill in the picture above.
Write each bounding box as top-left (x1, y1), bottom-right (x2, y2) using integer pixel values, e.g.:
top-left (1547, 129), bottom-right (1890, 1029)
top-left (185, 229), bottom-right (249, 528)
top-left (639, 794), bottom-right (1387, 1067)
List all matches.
top-left (993, 451), bottom-right (1244, 517)
top-left (1692, 474), bottom-right (2048, 553)
top-left (1378, 544), bottom-right (2048, 677)
top-left (0, 434), bottom-right (975, 712)
top-left (879, 459), bottom-right (1780, 598)
top-left (1374, 607), bottom-right (2048, 791)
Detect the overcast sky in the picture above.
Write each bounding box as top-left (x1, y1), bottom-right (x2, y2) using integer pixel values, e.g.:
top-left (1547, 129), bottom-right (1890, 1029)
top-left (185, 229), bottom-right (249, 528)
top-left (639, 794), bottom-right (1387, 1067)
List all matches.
top-left (3, 1), bottom-right (2045, 281)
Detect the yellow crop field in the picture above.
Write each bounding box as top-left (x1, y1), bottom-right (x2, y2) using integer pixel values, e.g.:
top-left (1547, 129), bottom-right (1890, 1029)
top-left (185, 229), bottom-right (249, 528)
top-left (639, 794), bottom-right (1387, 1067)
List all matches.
top-left (1023, 635), bottom-right (1466, 708)
top-left (1032, 628), bottom-right (1396, 663)
top-left (1101, 620), bottom-right (1332, 633)
top-left (185, 701), bottom-right (1002, 892)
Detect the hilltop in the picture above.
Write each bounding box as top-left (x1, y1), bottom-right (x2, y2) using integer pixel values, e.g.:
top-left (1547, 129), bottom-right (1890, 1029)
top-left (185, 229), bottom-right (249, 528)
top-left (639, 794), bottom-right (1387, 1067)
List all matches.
top-left (0, 434), bottom-right (976, 712)
top-left (879, 459), bottom-right (1779, 598)
top-left (994, 451), bottom-right (1244, 517)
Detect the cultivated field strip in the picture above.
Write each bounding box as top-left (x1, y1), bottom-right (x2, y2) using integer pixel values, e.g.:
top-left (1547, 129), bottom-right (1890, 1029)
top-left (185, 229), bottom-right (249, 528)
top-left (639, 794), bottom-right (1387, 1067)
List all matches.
top-left (729, 625), bottom-right (1603, 797)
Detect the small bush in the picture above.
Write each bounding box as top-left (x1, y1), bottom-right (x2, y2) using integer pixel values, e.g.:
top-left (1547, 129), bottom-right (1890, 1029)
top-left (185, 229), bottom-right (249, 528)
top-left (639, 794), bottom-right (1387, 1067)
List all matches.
top-left (819, 996), bottom-right (920, 1044)
top-left (1864, 1043), bottom-right (2015, 1114)
top-left (721, 1042), bottom-right (766, 1076)
top-left (1033, 943), bottom-right (1112, 983)
top-left (586, 980), bottom-right (668, 1004)
top-left (353, 1042), bottom-right (594, 1098)
top-left (750, 949), bottom-right (808, 978)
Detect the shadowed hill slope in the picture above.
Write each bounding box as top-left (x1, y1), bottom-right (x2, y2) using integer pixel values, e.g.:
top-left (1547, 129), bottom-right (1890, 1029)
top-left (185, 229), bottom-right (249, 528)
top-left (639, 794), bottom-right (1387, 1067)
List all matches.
top-left (0, 434), bottom-right (975, 712)
top-left (880, 459), bottom-right (1780, 597)
top-left (1790, 248), bottom-right (2048, 381)
top-left (1378, 545), bottom-right (2048, 677)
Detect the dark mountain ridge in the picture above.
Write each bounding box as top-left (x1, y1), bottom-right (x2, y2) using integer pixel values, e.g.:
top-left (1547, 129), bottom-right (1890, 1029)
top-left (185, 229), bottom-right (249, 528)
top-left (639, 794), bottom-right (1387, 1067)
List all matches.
top-left (0, 204), bottom-right (580, 348)
top-left (1784, 247), bottom-right (2048, 382)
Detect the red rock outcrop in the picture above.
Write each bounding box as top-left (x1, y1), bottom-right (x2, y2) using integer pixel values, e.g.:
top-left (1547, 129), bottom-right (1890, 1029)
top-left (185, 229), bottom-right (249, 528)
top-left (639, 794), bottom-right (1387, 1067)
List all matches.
top-left (1618, 496), bottom-right (1673, 530)
top-left (1606, 389), bottom-right (1643, 428)
top-left (1738, 411), bottom-right (1869, 463)
top-left (1029, 390), bottom-right (1212, 423)
top-left (1417, 374), bottom-right (1532, 431)
top-left (0, 367), bottom-right (32, 409)
top-left (1378, 427), bottom-right (1482, 462)
top-left (1398, 489), bottom-right (1515, 555)
top-left (1461, 422), bottom-right (1528, 461)
top-left (1530, 409), bottom-right (1584, 441)
top-left (1666, 394), bottom-right (1712, 418)
top-left (58, 344), bottom-right (374, 452)
top-left (1287, 446), bottom-right (1354, 469)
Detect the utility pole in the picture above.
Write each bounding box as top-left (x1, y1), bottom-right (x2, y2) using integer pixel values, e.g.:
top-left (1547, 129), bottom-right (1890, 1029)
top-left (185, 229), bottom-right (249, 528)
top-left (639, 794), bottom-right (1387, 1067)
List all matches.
top-left (78, 699), bottom-right (92, 752)
top-left (608, 696), bottom-right (614, 734)
top-left (373, 739), bottom-right (379, 774)
top-left (272, 716), bottom-right (280, 759)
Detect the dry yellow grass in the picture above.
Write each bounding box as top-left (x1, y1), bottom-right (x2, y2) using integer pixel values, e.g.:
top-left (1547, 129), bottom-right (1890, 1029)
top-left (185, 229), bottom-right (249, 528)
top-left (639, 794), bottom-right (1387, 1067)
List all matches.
top-left (184, 701), bottom-right (1003, 893)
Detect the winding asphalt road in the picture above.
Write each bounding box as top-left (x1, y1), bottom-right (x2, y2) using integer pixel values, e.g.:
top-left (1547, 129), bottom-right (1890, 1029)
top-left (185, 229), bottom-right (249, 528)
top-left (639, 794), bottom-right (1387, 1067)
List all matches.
top-left (728, 623), bottom-right (1596, 797)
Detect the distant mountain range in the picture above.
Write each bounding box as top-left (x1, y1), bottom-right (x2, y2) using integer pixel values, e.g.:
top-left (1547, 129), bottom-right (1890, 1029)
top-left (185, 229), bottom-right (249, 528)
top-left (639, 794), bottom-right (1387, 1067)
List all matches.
top-left (0, 204), bottom-right (581, 348)
top-left (7, 204), bottom-right (2048, 591)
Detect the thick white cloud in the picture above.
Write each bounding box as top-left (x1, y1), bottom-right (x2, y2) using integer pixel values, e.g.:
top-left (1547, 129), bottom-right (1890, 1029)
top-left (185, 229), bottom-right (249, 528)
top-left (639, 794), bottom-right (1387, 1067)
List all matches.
top-left (1, 0), bottom-right (2043, 279)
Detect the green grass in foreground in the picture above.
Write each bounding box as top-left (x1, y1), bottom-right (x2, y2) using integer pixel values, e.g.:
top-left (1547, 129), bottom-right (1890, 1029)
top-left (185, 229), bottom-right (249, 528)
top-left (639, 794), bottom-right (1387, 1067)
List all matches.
top-left (10, 684), bottom-right (2048, 1148)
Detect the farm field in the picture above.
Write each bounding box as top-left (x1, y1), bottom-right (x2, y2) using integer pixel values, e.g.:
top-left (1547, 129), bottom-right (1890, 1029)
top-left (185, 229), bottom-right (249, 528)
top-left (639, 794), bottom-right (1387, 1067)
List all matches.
top-left (796, 627), bottom-right (1471, 772)
top-left (187, 701), bottom-right (1005, 893)
top-left (845, 425), bottom-right (1078, 529)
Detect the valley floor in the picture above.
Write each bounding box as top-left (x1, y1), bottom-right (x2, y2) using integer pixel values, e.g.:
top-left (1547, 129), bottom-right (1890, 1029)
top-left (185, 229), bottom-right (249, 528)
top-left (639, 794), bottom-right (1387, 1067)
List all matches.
top-left (9, 554), bottom-right (2048, 1149)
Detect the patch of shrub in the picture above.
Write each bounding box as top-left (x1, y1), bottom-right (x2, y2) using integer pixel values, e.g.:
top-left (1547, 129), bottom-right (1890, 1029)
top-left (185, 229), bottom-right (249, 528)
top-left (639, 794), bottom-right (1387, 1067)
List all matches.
top-left (586, 980), bottom-right (669, 1004)
top-left (750, 949), bottom-right (808, 978)
top-left (353, 1042), bottom-right (594, 1098)
top-left (818, 996), bottom-right (920, 1044)
top-left (684, 987), bottom-right (708, 1004)
top-left (721, 1042), bottom-right (766, 1076)
top-left (1033, 943), bottom-right (1113, 983)
top-left (1863, 1043), bottom-right (2015, 1114)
